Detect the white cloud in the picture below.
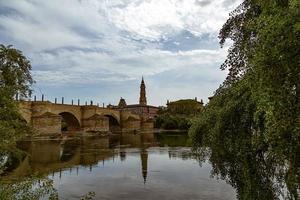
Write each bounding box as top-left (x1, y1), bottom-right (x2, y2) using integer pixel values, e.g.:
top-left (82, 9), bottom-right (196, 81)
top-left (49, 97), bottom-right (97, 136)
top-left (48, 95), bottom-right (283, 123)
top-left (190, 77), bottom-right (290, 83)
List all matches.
top-left (0, 0), bottom-right (241, 105)
top-left (31, 47), bottom-right (228, 86)
top-left (108, 0), bottom-right (241, 41)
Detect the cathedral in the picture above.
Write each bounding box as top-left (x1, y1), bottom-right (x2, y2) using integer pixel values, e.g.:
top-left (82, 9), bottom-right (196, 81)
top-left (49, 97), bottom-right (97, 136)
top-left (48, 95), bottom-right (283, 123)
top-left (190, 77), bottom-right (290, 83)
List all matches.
top-left (110, 77), bottom-right (159, 119)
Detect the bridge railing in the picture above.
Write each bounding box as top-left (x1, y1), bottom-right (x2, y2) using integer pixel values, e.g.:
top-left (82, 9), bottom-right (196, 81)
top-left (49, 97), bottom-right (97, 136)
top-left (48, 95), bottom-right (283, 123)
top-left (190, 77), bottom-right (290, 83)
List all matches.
top-left (15, 94), bottom-right (106, 108)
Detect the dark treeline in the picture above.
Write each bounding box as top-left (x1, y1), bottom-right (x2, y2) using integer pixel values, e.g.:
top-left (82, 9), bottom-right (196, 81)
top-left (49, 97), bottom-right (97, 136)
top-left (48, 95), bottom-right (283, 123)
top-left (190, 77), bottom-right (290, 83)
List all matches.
top-left (155, 99), bottom-right (203, 130)
top-left (189, 0), bottom-right (299, 199)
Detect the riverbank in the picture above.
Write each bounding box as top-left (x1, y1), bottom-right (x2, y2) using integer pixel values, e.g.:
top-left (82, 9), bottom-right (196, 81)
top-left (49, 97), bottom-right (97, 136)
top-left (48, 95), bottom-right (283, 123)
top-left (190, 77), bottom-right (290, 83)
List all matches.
top-left (20, 129), bottom-right (188, 141)
top-left (154, 129), bottom-right (188, 134)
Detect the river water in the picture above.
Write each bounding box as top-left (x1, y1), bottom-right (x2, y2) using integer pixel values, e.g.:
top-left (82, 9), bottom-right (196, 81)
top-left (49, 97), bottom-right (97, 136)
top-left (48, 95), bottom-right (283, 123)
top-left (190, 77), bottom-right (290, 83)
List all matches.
top-left (2, 132), bottom-right (237, 200)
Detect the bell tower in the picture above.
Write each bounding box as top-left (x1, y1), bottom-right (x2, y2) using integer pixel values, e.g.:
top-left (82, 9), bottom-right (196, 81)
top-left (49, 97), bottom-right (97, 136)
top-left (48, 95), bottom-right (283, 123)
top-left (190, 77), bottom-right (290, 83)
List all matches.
top-left (139, 77), bottom-right (147, 106)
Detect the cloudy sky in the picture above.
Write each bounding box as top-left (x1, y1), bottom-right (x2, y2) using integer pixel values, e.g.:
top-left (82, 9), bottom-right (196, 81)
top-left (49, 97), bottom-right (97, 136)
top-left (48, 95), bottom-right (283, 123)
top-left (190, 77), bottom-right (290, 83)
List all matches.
top-left (0, 0), bottom-right (241, 106)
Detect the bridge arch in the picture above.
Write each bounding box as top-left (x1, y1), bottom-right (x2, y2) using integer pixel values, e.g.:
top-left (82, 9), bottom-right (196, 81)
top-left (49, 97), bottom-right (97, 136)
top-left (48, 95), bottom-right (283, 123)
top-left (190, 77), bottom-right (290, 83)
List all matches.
top-left (104, 114), bottom-right (121, 132)
top-left (59, 112), bottom-right (81, 132)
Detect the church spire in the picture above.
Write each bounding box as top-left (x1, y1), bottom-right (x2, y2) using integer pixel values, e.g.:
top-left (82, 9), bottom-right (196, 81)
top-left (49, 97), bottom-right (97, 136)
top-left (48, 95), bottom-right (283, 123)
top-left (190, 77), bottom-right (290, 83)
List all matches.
top-left (139, 77), bottom-right (147, 105)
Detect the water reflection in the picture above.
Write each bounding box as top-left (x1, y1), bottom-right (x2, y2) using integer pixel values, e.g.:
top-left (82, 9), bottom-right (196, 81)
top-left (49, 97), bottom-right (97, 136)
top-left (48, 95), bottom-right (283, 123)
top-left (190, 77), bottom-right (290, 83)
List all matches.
top-left (192, 133), bottom-right (300, 200)
top-left (4, 133), bottom-right (155, 178)
top-left (2, 132), bottom-right (236, 200)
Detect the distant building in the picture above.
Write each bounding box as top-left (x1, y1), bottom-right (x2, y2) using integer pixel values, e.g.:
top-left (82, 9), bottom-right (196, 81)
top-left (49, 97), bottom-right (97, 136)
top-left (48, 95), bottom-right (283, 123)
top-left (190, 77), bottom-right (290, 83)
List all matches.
top-left (118, 97), bottom-right (127, 108)
top-left (108, 77), bottom-right (159, 119)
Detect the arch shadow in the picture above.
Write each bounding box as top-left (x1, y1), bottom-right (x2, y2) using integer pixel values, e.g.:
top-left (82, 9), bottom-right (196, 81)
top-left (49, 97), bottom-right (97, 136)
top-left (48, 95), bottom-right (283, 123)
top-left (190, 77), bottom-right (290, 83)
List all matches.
top-left (104, 114), bottom-right (121, 132)
top-left (59, 112), bottom-right (81, 132)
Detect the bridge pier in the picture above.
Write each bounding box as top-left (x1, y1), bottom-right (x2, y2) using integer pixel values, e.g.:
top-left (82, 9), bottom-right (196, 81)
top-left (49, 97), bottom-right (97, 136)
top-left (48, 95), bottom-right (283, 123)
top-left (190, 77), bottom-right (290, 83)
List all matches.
top-left (82, 114), bottom-right (109, 132)
top-left (121, 116), bottom-right (141, 131)
top-left (32, 112), bottom-right (62, 135)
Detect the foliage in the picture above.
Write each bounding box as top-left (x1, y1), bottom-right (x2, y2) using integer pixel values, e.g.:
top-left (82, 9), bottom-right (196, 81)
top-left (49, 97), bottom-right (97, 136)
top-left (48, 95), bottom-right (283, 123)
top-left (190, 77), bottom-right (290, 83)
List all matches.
top-left (0, 44), bottom-right (33, 97)
top-left (155, 113), bottom-right (192, 130)
top-left (0, 177), bottom-right (58, 200)
top-left (0, 44), bottom-right (34, 174)
top-left (80, 191), bottom-right (96, 200)
top-left (0, 45), bottom-right (52, 199)
top-left (167, 99), bottom-right (203, 115)
top-left (155, 99), bottom-right (203, 130)
top-left (190, 0), bottom-right (300, 199)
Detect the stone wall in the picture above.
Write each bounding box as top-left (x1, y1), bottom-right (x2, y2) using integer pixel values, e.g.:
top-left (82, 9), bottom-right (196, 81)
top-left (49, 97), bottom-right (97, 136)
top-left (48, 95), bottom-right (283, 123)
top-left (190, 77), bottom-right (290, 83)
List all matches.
top-left (82, 114), bottom-right (109, 132)
top-left (32, 112), bottom-right (61, 135)
top-left (121, 117), bottom-right (141, 131)
top-left (141, 120), bottom-right (154, 130)
top-left (18, 101), bottom-right (32, 123)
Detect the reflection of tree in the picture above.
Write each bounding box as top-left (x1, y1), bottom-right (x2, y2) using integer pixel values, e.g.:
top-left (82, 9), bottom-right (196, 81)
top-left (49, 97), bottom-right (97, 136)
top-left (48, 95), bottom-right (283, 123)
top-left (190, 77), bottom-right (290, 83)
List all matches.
top-left (167, 148), bottom-right (197, 161)
top-left (155, 132), bottom-right (189, 147)
top-left (193, 134), bottom-right (299, 200)
top-left (190, 89), bottom-right (299, 200)
top-left (0, 149), bottom-right (59, 199)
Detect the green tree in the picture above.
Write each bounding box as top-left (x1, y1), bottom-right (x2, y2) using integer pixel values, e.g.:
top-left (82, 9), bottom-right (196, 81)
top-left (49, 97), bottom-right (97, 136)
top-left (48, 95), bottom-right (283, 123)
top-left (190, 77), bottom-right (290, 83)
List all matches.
top-left (190, 0), bottom-right (300, 199)
top-left (0, 44), bottom-right (33, 98)
top-left (155, 99), bottom-right (202, 130)
top-left (218, 0), bottom-right (300, 154)
top-left (0, 44), bottom-right (34, 173)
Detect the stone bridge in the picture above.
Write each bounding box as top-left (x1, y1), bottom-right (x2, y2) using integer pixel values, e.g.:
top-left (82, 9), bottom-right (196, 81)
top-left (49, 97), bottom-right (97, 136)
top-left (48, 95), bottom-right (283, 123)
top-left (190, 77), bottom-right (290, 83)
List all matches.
top-left (18, 101), bottom-right (150, 135)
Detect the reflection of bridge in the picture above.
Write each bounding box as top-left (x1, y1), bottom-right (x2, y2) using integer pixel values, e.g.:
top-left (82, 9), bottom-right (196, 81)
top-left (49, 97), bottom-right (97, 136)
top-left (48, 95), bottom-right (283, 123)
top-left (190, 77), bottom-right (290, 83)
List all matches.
top-left (19, 101), bottom-right (153, 135)
top-left (5, 133), bottom-right (156, 184)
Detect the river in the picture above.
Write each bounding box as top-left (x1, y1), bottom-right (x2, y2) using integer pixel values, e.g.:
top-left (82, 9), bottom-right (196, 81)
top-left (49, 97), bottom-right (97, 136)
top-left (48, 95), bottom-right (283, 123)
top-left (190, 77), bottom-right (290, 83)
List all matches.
top-left (1, 131), bottom-right (236, 200)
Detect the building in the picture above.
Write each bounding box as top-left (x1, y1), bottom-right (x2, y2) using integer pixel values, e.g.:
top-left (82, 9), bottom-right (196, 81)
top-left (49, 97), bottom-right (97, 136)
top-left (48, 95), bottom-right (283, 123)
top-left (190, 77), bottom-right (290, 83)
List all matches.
top-left (109, 77), bottom-right (159, 119)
